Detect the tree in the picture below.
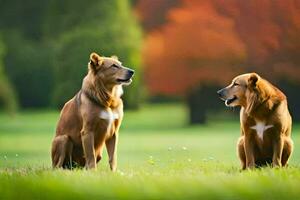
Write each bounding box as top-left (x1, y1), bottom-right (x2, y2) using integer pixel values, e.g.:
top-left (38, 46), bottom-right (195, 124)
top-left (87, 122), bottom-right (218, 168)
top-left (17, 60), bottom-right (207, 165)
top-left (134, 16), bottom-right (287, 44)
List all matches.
top-left (143, 0), bottom-right (246, 96)
top-left (138, 0), bottom-right (300, 123)
top-left (0, 36), bottom-right (18, 114)
top-left (0, 0), bottom-right (143, 109)
top-left (0, 0), bottom-right (54, 108)
top-left (0, 0), bottom-right (49, 40)
top-left (45, 0), bottom-right (143, 109)
top-left (215, 0), bottom-right (300, 81)
top-left (135, 0), bottom-right (180, 31)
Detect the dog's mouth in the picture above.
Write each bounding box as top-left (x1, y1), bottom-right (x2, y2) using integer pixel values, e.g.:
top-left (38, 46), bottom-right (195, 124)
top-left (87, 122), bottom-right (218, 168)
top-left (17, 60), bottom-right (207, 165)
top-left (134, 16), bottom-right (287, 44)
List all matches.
top-left (225, 96), bottom-right (237, 106)
top-left (117, 72), bottom-right (134, 85)
top-left (117, 78), bottom-right (132, 85)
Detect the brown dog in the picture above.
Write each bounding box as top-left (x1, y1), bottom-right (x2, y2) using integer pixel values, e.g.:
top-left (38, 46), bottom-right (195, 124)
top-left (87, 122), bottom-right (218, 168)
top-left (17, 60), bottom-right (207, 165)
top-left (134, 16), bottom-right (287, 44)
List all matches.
top-left (51, 52), bottom-right (134, 170)
top-left (218, 73), bottom-right (293, 169)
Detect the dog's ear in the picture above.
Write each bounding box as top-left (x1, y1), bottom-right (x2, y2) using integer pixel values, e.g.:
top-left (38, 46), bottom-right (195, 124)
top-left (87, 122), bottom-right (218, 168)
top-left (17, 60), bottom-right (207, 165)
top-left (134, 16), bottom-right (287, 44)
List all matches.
top-left (248, 73), bottom-right (259, 88)
top-left (111, 55), bottom-right (119, 60)
top-left (89, 52), bottom-right (103, 72)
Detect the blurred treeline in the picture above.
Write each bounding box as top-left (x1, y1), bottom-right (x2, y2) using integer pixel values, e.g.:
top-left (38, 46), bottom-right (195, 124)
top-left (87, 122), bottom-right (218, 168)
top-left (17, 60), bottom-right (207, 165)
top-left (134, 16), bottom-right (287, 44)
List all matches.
top-left (0, 0), bottom-right (142, 113)
top-left (1, 0), bottom-right (300, 125)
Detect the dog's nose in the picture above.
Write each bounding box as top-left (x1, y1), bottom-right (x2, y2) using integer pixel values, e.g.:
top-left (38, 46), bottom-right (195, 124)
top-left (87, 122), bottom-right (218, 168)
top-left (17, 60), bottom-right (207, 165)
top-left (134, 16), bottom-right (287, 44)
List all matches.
top-left (217, 89), bottom-right (224, 97)
top-left (128, 69), bottom-right (135, 76)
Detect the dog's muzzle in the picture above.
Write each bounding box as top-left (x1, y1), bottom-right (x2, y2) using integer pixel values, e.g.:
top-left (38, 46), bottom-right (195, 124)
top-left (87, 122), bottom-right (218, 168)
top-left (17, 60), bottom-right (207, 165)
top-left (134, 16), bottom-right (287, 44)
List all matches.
top-left (217, 88), bottom-right (237, 106)
top-left (117, 69), bottom-right (134, 84)
top-left (217, 88), bottom-right (226, 100)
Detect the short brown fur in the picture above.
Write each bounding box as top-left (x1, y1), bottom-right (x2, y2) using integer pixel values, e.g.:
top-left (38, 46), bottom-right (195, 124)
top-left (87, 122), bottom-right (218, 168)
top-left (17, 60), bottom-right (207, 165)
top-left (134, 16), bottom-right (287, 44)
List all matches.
top-left (51, 52), bottom-right (134, 170)
top-left (218, 73), bottom-right (293, 169)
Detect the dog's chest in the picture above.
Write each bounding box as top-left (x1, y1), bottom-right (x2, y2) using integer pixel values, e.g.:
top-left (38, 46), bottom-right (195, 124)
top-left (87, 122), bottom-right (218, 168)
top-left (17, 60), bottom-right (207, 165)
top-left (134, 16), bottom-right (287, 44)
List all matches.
top-left (250, 121), bottom-right (273, 141)
top-left (99, 109), bottom-right (119, 132)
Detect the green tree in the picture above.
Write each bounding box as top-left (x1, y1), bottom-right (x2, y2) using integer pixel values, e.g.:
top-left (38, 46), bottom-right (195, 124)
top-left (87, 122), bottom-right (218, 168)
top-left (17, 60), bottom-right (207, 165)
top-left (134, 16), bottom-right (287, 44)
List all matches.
top-left (0, 0), bottom-right (49, 40)
top-left (0, 36), bottom-right (18, 114)
top-left (3, 32), bottom-right (55, 108)
top-left (0, 0), bottom-right (142, 109)
top-left (0, 0), bottom-right (54, 108)
top-left (46, 0), bottom-right (142, 108)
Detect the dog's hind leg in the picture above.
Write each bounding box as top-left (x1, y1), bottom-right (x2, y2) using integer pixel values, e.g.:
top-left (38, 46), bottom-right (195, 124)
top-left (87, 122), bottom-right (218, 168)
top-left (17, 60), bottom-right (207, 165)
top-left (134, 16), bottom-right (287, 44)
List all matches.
top-left (63, 140), bottom-right (74, 169)
top-left (281, 138), bottom-right (293, 167)
top-left (237, 136), bottom-right (246, 170)
top-left (51, 135), bottom-right (72, 168)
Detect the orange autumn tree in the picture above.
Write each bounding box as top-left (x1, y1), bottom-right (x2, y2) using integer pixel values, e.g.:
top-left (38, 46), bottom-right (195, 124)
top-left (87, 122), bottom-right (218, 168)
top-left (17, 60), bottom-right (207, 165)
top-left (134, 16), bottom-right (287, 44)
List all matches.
top-left (137, 0), bottom-right (300, 123)
top-left (143, 0), bottom-right (246, 95)
top-left (135, 0), bottom-right (180, 32)
top-left (216, 0), bottom-right (300, 81)
top-left (215, 0), bottom-right (300, 121)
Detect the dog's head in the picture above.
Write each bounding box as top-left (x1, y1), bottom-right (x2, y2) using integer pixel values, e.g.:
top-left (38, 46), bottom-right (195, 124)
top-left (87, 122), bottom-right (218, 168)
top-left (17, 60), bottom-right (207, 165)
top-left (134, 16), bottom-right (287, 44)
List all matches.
top-left (88, 52), bottom-right (134, 87)
top-left (217, 73), bottom-right (260, 109)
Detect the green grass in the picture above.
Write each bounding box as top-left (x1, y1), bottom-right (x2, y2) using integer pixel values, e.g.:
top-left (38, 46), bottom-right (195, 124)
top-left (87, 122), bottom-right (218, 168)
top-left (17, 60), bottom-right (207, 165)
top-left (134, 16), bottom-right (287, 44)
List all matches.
top-left (0, 104), bottom-right (300, 199)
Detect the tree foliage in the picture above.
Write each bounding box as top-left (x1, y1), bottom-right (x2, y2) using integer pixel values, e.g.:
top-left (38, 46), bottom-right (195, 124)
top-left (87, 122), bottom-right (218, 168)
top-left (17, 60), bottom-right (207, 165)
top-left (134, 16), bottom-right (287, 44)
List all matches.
top-left (0, 0), bottom-right (52, 109)
top-left (135, 0), bottom-right (180, 31)
top-left (141, 0), bottom-right (246, 96)
top-left (215, 0), bottom-right (300, 82)
top-left (137, 0), bottom-right (300, 123)
top-left (0, 0), bottom-right (142, 109)
top-left (139, 0), bottom-right (300, 96)
top-left (3, 32), bottom-right (55, 108)
top-left (0, 36), bottom-right (18, 113)
top-left (46, 0), bottom-right (142, 108)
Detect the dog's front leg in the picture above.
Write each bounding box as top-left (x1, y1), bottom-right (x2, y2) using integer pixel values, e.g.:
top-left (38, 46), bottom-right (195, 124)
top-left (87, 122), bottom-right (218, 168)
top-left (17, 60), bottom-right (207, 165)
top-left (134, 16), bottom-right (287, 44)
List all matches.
top-left (244, 136), bottom-right (255, 169)
top-left (106, 134), bottom-right (118, 172)
top-left (272, 135), bottom-right (284, 167)
top-left (81, 131), bottom-right (96, 169)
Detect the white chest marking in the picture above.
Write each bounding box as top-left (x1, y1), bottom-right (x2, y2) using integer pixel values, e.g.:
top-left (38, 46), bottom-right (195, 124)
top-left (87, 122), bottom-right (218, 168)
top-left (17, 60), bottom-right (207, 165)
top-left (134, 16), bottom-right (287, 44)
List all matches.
top-left (99, 110), bottom-right (119, 125)
top-left (250, 121), bottom-right (273, 140)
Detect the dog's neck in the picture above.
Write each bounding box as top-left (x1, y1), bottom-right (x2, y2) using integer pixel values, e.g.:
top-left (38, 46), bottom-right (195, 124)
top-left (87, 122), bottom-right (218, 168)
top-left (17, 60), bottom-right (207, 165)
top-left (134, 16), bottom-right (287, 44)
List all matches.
top-left (246, 97), bottom-right (272, 119)
top-left (245, 81), bottom-right (284, 119)
top-left (82, 75), bottom-right (122, 108)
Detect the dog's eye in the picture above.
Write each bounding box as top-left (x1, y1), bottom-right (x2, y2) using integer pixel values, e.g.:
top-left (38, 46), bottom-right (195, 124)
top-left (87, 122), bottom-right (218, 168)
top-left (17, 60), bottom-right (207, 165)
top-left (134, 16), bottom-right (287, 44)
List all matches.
top-left (111, 64), bottom-right (119, 69)
top-left (233, 82), bottom-right (239, 87)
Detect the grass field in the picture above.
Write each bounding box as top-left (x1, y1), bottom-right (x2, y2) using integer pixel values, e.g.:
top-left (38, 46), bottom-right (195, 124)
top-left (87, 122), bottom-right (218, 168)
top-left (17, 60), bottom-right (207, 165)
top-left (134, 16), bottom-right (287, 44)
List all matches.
top-left (0, 104), bottom-right (300, 200)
